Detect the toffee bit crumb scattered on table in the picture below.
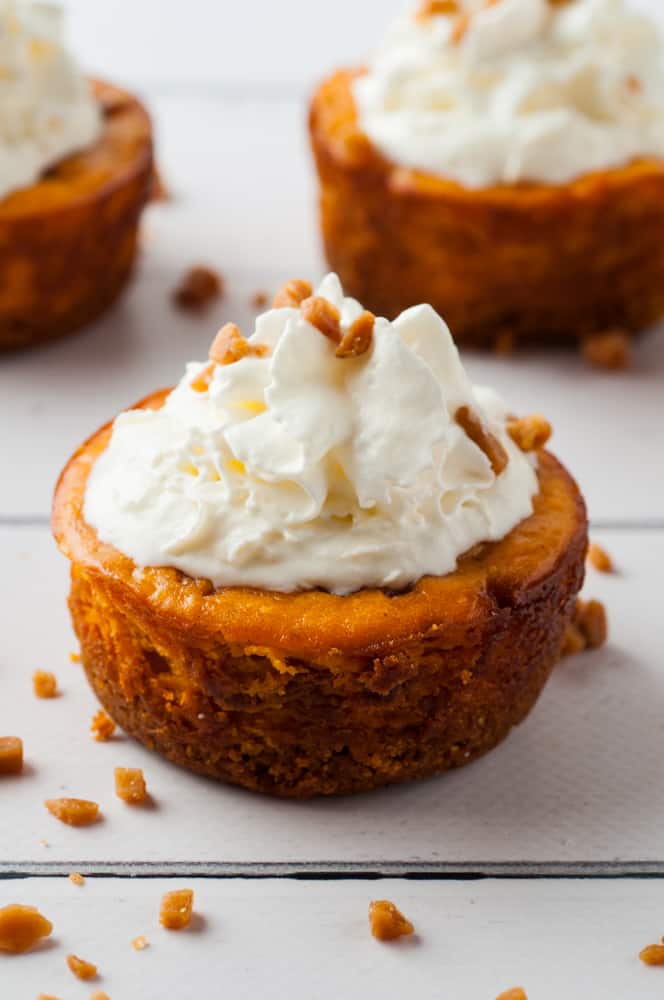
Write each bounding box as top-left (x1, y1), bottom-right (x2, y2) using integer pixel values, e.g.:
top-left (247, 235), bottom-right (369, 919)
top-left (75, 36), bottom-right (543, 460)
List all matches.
top-left (67, 953), bottom-right (98, 981)
top-left (150, 166), bottom-right (170, 203)
top-left (160, 889), bottom-right (194, 930)
top-left (89, 993), bottom-right (111, 1000)
top-left (39, 839), bottom-right (50, 848)
top-left (640, 944), bottom-right (664, 966)
top-left (45, 798), bottom-right (100, 827)
top-left (336, 310), bottom-right (375, 359)
top-left (368, 900), bottom-right (414, 941)
top-left (91, 710), bottom-right (116, 742)
top-left (0, 736), bottom-right (23, 775)
top-left (132, 935), bottom-right (149, 951)
top-left (562, 599), bottom-right (609, 656)
top-left (69, 651), bottom-right (82, 664)
top-left (115, 767), bottom-right (148, 805)
top-left (0, 904), bottom-right (53, 953)
top-left (582, 330), bottom-right (631, 371)
top-left (300, 296), bottom-right (342, 344)
top-left (455, 405), bottom-right (509, 476)
top-left (575, 598), bottom-right (609, 649)
top-left (507, 414), bottom-right (552, 453)
top-left (251, 290), bottom-right (269, 309)
top-left (69, 872), bottom-right (85, 886)
top-left (493, 330), bottom-right (516, 356)
top-left (37, 994), bottom-right (61, 1000)
top-left (561, 623), bottom-right (586, 658)
top-left (33, 670), bottom-right (58, 699)
top-left (496, 990), bottom-right (528, 1000)
top-left (272, 278), bottom-right (312, 308)
top-left (173, 265), bottom-right (223, 311)
top-left (587, 542), bottom-right (614, 574)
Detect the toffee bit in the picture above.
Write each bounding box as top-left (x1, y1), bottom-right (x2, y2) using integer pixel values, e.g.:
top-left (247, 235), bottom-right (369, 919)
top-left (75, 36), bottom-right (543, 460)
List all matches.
top-left (272, 278), bottom-right (312, 309)
top-left (562, 598), bottom-right (609, 656)
top-left (494, 330), bottom-right (516, 356)
top-left (336, 311), bottom-right (375, 359)
top-left (450, 11), bottom-right (472, 43)
top-left (561, 623), bottom-right (586, 658)
top-left (507, 414), bottom-right (552, 453)
top-left (455, 406), bottom-right (509, 476)
top-left (0, 904), bottom-right (53, 953)
top-left (115, 767), bottom-right (148, 805)
top-left (67, 954), bottom-right (98, 981)
top-left (132, 934), bottom-right (149, 951)
top-left (300, 296), bottom-right (342, 344)
top-left (416, 0), bottom-right (459, 19)
top-left (91, 709), bottom-right (116, 742)
top-left (368, 900), bottom-right (414, 941)
top-left (160, 889), bottom-right (194, 930)
top-left (640, 944), bottom-right (664, 966)
top-left (150, 166), bottom-right (170, 203)
top-left (190, 361), bottom-right (216, 394)
top-left (208, 322), bottom-right (269, 366)
top-left (582, 330), bottom-right (631, 371)
top-left (575, 598), bottom-right (609, 650)
top-left (45, 798), bottom-right (100, 827)
top-left (173, 266), bottom-right (223, 311)
top-left (496, 990), bottom-right (528, 1000)
top-left (251, 290), bottom-right (269, 308)
top-left (33, 670), bottom-right (58, 699)
top-left (69, 651), bottom-right (82, 663)
top-left (587, 542), bottom-right (614, 574)
top-left (0, 736), bottom-right (23, 775)
top-left (69, 872), bottom-right (85, 886)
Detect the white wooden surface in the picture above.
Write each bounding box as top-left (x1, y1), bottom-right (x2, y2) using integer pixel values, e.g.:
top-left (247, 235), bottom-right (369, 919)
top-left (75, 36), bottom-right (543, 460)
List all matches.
top-left (1, 2), bottom-right (664, 996)
top-left (4, 877), bottom-right (664, 1000)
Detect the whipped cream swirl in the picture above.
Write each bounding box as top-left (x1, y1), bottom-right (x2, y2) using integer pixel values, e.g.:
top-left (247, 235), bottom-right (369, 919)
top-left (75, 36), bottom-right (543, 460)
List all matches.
top-left (353, 0), bottom-right (664, 187)
top-left (84, 275), bottom-right (538, 595)
top-left (0, 1), bottom-right (101, 200)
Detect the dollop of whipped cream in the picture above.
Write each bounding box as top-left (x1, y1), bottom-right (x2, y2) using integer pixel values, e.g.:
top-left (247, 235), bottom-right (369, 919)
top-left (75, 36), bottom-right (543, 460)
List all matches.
top-left (84, 275), bottom-right (538, 595)
top-left (353, 0), bottom-right (664, 187)
top-left (0, 1), bottom-right (101, 200)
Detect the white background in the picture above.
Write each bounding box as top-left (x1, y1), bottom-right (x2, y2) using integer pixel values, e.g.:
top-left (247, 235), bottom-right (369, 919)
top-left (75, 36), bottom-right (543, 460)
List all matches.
top-left (1, 2), bottom-right (664, 998)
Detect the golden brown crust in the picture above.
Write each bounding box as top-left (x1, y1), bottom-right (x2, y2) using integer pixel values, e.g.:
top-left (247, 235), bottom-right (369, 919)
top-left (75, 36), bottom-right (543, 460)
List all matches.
top-left (0, 79), bottom-right (153, 350)
top-left (53, 390), bottom-right (587, 797)
top-left (309, 69), bottom-right (664, 347)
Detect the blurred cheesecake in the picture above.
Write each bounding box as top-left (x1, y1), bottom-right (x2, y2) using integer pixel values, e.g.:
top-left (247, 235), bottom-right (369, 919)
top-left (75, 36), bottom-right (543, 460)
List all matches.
top-left (0, 1), bottom-right (153, 349)
top-left (310, 0), bottom-right (664, 349)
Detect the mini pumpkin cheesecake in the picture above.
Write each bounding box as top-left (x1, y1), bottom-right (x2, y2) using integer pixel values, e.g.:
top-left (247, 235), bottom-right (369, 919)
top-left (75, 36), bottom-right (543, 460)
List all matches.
top-left (0, 4), bottom-right (153, 350)
top-left (310, 0), bottom-right (664, 349)
top-left (53, 275), bottom-right (588, 797)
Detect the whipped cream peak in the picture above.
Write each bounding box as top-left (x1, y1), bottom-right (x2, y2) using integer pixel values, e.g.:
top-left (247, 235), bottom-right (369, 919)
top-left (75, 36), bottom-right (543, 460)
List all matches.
top-left (354, 0), bottom-right (664, 187)
top-left (84, 275), bottom-right (539, 595)
top-left (0, 1), bottom-right (101, 200)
